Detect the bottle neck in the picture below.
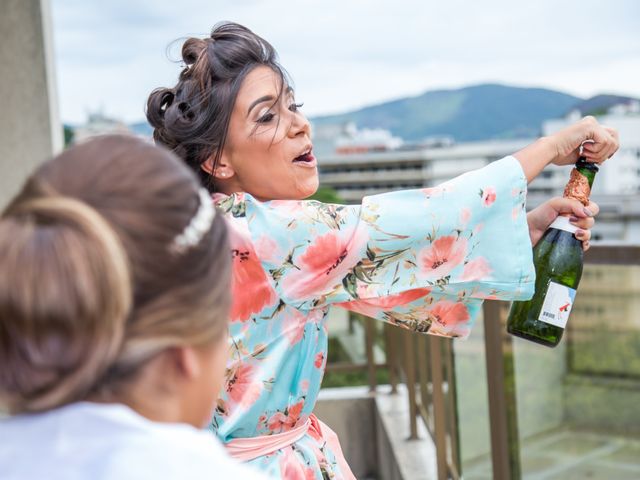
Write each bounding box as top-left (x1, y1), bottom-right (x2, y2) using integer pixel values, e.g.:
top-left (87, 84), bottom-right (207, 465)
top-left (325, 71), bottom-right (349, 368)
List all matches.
top-left (575, 163), bottom-right (597, 190)
top-left (563, 157), bottom-right (598, 204)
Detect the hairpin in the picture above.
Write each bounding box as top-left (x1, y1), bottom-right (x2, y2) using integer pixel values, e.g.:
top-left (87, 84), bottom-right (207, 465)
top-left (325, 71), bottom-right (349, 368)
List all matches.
top-left (171, 188), bottom-right (216, 254)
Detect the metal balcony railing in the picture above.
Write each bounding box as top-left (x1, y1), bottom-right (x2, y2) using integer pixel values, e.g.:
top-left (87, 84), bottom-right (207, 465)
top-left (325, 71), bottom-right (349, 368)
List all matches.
top-left (325, 243), bottom-right (640, 480)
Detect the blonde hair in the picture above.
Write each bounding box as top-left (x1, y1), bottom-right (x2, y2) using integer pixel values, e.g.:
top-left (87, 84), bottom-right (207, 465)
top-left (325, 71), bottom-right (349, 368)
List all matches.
top-left (0, 135), bottom-right (231, 414)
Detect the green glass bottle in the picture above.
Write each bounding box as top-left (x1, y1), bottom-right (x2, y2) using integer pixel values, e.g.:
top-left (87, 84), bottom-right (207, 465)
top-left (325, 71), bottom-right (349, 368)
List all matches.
top-left (507, 157), bottom-right (598, 347)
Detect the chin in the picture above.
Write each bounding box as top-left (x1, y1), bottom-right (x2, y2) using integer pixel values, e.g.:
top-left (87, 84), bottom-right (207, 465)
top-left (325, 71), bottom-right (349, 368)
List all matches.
top-left (299, 183), bottom-right (319, 200)
top-left (288, 177), bottom-right (319, 200)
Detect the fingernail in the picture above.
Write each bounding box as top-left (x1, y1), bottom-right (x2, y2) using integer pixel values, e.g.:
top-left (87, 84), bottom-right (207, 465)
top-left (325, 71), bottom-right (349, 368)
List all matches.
top-left (583, 207), bottom-right (594, 217)
top-left (575, 229), bottom-right (586, 238)
top-left (569, 215), bottom-right (580, 223)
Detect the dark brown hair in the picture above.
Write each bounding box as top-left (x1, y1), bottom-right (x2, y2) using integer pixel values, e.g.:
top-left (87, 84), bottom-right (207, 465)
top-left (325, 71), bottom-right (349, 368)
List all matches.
top-left (146, 21), bottom-right (290, 191)
top-left (0, 135), bottom-right (231, 414)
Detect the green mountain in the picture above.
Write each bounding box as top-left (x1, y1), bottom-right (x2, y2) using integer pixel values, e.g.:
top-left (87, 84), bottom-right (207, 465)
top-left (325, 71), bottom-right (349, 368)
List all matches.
top-left (571, 94), bottom-right (637, 116)
top-left (311, 84), bottom-right (583, 142)
top-left (73, 85), bottom-right (633, 144)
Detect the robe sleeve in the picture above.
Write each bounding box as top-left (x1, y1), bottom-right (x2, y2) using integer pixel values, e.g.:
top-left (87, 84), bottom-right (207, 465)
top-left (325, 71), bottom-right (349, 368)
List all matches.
top-left (229, 156), bottom-right (535, 338)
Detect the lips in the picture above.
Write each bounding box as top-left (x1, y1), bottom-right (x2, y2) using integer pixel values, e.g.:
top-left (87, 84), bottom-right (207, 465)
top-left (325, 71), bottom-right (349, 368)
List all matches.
top-left (293, 152), bottom-right (314, 162)
top-left (292, 147), bottom-right (316, 167)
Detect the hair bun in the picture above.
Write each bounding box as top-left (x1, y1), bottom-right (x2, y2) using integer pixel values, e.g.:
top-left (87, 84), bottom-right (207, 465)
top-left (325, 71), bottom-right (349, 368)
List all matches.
top-left (181, 38), bottom-right (207, 66)
top-left (0, 194), bottom-right (132, 413)
top-left (146, 88), bottom-right (175, 143)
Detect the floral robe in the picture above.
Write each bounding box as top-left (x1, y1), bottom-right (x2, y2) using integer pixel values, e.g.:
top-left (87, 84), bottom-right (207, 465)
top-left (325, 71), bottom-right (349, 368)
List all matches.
top-left (211, 156), bottom-right (535, 478)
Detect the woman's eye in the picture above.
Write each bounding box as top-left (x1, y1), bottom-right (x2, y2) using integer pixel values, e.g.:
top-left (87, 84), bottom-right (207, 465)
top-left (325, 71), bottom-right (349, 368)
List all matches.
top-left (257, 112), bottom-right (275, 123)
top-left (289, 102), bottom-right (304, 112)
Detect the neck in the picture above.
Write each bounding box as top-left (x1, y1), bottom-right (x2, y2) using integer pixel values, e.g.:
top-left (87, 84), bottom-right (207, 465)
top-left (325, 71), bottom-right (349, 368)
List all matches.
top-left (90, 357), bottom-right (185, 425)
top-left (217, 184), bottom-right (271, 202)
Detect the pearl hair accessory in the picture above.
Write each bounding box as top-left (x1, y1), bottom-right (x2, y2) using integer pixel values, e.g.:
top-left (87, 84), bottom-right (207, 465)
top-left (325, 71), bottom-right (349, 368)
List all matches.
top-left (171, 188), bottom-right (216, 254)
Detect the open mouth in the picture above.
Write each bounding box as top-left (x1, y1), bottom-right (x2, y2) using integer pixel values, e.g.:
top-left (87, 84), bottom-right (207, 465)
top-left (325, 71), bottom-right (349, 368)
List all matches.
top-left (292, 148), bottom-right (316, 165)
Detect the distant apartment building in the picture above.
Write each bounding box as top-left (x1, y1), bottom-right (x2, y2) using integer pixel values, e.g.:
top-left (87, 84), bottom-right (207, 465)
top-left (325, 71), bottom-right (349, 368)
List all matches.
top-left (542, 102), bottom-right (640, 196)
top-left (540, 102), bottom-right (640, 241)
top-left (316, 123), bottom-right (532, 202)
top-left (72, 112), bottom-right (132, 144)
top-left (315, 107), bottom-right (640, 242)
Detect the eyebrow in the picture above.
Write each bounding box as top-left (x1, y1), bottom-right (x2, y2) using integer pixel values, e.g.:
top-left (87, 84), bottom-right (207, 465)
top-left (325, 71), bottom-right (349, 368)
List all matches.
top-left (247, 95), bottom-right (273, 116)
top-left (246, 87), bottom-right (295, 116)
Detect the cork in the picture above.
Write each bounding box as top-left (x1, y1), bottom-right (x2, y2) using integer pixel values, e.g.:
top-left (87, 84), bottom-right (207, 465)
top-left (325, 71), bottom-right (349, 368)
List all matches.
top-left (563, 168), bottom-right (591, 206)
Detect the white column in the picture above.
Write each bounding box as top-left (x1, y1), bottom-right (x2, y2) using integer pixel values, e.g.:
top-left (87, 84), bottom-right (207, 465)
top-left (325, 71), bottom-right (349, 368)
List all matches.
top-left (0, 0), bottom-right (62, 208)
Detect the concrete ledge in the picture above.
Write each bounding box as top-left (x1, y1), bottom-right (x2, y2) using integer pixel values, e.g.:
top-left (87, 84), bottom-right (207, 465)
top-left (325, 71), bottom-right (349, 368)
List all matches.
top-left (316, 385), bottom-right (438, 480)
top-left (316, 386), bottom-right (378, 479)
top-left (375, 385), bottom-right (438, 480)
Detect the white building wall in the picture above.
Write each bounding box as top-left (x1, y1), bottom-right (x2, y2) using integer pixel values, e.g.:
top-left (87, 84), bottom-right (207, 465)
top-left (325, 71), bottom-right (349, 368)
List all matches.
top-left (0, 0), bottom-right (61, 208)
top-left (542, 113), bottom-right (640, 196)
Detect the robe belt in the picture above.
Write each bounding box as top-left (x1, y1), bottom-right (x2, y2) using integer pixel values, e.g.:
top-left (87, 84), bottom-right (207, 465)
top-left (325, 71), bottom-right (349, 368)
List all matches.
top-left (225, 413), bottom-right (356, 479)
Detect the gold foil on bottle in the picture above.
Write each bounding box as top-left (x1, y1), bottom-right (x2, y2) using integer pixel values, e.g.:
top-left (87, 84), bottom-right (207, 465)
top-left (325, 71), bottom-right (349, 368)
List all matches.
top-left (563, 168), bottom-right (591, 206)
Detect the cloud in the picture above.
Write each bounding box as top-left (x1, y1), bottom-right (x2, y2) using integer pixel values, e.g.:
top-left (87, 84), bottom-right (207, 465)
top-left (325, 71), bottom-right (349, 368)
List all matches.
top-left (51, 0), bottom-right (640, 123)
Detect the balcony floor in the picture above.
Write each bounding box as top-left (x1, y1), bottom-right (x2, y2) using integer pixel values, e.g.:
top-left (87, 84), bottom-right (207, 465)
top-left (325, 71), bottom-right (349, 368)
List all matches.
top-left (464, 429), bottom-right (640, 479)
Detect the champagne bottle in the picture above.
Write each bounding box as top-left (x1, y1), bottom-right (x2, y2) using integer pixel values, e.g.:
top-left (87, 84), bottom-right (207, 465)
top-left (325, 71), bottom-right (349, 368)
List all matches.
top-left (507, 157), bottom-right (598, 347)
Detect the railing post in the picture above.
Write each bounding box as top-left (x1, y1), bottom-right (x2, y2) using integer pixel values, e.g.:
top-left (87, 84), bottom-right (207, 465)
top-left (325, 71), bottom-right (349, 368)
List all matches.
top-left (384, 323), bottom-right (399, 394)
top-left (430, 336), bottom-right (448, 480)
top-left (402, 329), bottom-right (419, 440)
top-left (364, 318), bottom-right (377, 392)
top-left (444, 339), bottom-right (461, 478)
top-left (417, 334), bottom-right (431, 427)
top-left (483, 301), bottom-right (521, 480)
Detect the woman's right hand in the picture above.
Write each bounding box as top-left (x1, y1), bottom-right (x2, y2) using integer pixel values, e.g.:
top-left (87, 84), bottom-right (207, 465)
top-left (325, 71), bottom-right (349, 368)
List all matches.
top-left (548, 116), bottom-right (619, 166)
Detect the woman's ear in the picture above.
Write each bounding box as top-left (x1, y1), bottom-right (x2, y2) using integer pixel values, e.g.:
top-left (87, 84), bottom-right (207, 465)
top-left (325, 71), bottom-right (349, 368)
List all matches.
top-left (171, 346), bottom-right (201, 381)
top-left (201, 152), bottom-right (235, 180)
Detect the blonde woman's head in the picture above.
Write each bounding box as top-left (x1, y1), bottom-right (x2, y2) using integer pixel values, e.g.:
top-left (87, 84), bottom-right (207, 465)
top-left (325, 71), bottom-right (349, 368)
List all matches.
top-left (0, 135), bottom-right (231, 426)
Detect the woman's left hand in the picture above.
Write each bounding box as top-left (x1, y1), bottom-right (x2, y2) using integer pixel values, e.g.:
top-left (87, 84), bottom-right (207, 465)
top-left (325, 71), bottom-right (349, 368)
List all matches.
top-left (527, 197), bottom-right (599, 251)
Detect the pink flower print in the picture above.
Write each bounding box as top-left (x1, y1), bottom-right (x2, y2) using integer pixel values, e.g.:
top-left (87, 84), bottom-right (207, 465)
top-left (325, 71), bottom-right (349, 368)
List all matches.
top-left (268, 199), bottom-right (305, 216)
top-left (268, 400), bottom-right (304, 433)
top-left (460, 207), bottom-right (472, 226)
top-left (282, 308), bottom-right (306, 346)
top-left (461, 257), bottom-right (492, 282)
top-left (418, 235), bottom-right (467, 279)
top-left (230, 246), bottom-right (277, 322)
top-left (287, 400), bottom-right (304, 423)
top-left (281, 227), bottom-right (369, 300)
top-left (480, 187), bottom-right (497, 207)
top-left (225, 362), bottom-right (262, 409)
top-left (337, 287), bottom-right (432, 319)
top-left (421, 186), bottom-right (445, 197)
top-left (279, 450), bottom-right (314, 479)
top-left (314, 352), bottom-right (325, 369)
top-left (300, 379), bottom-right (310, 393)
top-left (253, 234), bottom-right (280, 264)
top-left (429, 301), bottom-right (470, 329)
top-left (512, 206), bottom-right (522, 221)
top-left (267, 411), bottom-right (288, 432)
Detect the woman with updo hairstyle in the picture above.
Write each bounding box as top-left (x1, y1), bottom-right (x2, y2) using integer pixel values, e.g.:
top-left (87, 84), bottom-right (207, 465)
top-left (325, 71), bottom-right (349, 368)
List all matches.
top-left (0, 135), bottom-right (269, 480)
top-left (146, 22), bottom-right (618, 478)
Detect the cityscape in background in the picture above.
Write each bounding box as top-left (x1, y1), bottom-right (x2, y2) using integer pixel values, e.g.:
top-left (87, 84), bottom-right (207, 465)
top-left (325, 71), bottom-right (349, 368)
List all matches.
top-left (67, 94), bottom-right (640, 243)
top-left (5, 1), bottom-right (640, 477)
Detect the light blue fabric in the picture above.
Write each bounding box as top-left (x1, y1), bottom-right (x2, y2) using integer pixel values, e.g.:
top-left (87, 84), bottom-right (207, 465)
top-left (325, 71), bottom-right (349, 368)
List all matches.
top-left (211, 155), bottom-right (535, 478)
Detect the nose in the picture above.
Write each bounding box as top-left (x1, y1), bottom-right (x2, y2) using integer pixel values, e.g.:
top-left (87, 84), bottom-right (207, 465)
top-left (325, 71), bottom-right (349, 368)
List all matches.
top-left (288, 110), bottom-right (311, 139)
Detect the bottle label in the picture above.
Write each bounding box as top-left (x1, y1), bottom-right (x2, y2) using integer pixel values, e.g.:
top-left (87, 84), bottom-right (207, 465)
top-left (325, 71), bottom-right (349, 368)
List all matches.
top-left (538, 281), bottom-right (577, 328)
top-left (548, 215), bottom-right (578, 234)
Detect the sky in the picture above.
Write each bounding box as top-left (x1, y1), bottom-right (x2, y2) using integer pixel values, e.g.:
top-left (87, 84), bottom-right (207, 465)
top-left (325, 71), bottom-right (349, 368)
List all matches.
top-left (50, 0), bottom-right (640, 124)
